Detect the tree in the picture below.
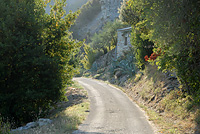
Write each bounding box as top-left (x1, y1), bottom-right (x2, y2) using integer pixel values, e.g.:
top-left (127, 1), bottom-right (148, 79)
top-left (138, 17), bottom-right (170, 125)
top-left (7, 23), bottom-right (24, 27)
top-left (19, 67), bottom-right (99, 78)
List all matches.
top-left (81, 20), bottom-right (128, 69)
top-left (0, 0), bottom-right (80, 127)
top-left (119, 0), bottom-right (139, 25)
top-left (90, 20), bottom-right (128, 53)
top-left (122, 0), bottom-right (200, 96)
top-left (119, 0), bottom-right (153, 69)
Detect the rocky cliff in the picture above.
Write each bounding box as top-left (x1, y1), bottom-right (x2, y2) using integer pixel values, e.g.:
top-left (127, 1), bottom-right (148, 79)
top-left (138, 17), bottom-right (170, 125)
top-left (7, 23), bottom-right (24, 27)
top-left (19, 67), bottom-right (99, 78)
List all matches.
top-left (100, 0), bottom-right (123, 21)
top-left (45, 0), bottom-right (88, 14)
top-left (71, 0), bottom-right (123, 41)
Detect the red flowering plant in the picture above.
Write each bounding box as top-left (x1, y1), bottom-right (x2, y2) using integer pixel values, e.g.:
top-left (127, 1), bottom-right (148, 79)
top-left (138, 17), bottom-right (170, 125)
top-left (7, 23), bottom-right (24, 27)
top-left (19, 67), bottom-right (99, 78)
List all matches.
top-left (144, 55), bottom-right (149, 61)
top-left (144, 48), bottom-right (162, 62)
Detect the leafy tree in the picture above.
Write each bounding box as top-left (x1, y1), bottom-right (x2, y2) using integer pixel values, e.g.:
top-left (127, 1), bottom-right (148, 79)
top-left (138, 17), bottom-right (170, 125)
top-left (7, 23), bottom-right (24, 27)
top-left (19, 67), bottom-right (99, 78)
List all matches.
top-left (90, 20), bottom-right (128, 53)
top-left (81, 44), bottom-right (103, 69)
top-left (119, 0), bottom-right (153, 69)
top-left (122, 0), bottom-right (200, 96)
top-left (0, 0), bottom-right (80, 127)
top-left (131, 33), bottom-right (153, 69)
top-left (81, 20), bottom-right (128, 69)
top-left (119, 0), bottom-right (139, 25)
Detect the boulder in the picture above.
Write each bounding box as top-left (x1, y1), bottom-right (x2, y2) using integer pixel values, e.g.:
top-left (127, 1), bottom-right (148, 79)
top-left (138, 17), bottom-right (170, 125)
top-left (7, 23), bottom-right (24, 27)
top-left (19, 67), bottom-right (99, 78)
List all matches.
top-left (24, 122), bottom-right (38, 129)
top-left (114, 70), bottom-right (123, 79)
top-left (38, 118), bottom-right (53, 127)
top-left (11, 118), bottom-right (52, 132)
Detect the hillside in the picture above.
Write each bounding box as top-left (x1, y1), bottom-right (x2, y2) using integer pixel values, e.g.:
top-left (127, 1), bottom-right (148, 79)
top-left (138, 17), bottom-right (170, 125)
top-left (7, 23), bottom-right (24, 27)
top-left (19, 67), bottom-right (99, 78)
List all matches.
top-left (70, 0), bottom-right (123, 41)
top-left (45, 0), bottom-right (88, 14)
top-left (83, 53), bottom-right (200, 133)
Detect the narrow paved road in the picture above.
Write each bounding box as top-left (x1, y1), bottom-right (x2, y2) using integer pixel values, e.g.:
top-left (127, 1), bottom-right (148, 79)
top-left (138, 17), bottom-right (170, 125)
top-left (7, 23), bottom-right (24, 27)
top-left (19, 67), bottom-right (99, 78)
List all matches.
top-left (73, 78), bottom-right (154, 134)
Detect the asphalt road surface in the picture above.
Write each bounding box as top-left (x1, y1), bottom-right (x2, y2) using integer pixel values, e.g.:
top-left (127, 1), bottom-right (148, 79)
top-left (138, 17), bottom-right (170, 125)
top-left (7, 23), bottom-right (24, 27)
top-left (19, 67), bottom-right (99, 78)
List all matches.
top-left (73, 77), bottom-right (154, 134)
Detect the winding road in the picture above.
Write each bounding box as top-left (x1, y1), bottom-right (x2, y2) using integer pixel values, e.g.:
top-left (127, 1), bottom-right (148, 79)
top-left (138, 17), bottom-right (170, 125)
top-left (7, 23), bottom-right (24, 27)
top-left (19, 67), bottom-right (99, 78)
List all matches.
top-left (73, 77), bottom-right (154, 134)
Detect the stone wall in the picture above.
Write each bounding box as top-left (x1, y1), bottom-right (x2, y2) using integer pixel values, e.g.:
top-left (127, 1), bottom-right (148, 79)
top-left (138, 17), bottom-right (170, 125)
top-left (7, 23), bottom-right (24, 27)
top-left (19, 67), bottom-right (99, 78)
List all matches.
top-left (116, 27), bottom-right (132, 59)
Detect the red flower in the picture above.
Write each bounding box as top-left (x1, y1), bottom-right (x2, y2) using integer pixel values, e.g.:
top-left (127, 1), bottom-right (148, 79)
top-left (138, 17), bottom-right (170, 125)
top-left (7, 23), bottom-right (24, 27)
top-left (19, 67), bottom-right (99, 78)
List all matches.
top-left (144, 55), bottom-right (149, 61)
top-left (144, 48), bottom-right (164, 61)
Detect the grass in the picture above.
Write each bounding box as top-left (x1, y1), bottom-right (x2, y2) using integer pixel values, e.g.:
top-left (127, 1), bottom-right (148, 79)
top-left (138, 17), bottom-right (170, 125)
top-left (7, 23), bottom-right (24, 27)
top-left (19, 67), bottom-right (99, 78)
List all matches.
top-left (0, 117), bottom-right (11, 134)
top-left (128, 64), bottom-right (200, 134)
top-left (94, 74), bottom-right (101, 79)
top-left (11, 81), bottom-right (89, 134)
top-left (83, 72), bottom-right (91, 77)
top-left (139, 103), bottom-right (182, 134)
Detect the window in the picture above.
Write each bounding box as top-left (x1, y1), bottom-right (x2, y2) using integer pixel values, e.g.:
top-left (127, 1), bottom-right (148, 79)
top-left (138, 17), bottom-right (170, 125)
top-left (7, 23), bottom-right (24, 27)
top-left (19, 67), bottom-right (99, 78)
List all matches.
top-left (124, 37), bottom-right (127, 45)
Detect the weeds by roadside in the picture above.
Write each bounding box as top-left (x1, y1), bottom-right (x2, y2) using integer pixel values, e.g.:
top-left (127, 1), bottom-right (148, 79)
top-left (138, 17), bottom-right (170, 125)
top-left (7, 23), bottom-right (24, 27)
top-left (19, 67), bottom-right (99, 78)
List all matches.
top-left (84, 63), bottom-right (200, 134)
top-left (0, 116), bottom-right (11, 134)
top-left (11, 81), bottom-right (89, 134)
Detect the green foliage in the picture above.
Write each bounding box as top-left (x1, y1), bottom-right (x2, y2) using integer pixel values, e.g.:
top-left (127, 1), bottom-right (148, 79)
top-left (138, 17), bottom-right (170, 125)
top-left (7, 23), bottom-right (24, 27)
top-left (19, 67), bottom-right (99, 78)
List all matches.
top-left (122, 0), bottom-right (200, 95)
top-left (0, 0), bottom-right (80, 127)
top-left (131, 33), bottom-right (153, 69)
top-left (119, 0), bottom-right (139, 25)
top-left (82, 20), bottom-right (128, 70)
top-left (0, 116), bottom-right (10, 134)
top-left (90, 20), bottom-right (128, 53)
top-left (119, 0), bottom-right (153, 69)
top-left (110, 50), bottom-right (136, 77)
top-left (75, 0), bottom-right (101, 24)
top-left (82, 44), bottom-right (104, 69)
top-left (64, 0), bottom-right (88, 13)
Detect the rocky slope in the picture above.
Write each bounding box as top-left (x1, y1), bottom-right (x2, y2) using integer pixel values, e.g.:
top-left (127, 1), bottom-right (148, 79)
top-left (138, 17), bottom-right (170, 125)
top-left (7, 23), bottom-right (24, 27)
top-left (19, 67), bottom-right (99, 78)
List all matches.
top-left (71, 0), bottom-right (124, 41)
top-left (45, 0), bottom-right (88, 14)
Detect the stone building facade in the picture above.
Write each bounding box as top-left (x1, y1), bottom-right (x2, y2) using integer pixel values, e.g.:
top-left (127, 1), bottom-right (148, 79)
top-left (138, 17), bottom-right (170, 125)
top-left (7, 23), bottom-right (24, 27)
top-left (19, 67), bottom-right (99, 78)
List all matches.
top-left (116, 27), bottom-right (132, 59)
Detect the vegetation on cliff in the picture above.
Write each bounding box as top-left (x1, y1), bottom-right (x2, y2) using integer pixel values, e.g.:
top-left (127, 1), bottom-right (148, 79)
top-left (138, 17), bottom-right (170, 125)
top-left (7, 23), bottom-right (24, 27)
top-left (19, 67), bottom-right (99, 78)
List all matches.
top-left (82, 20), bottom-right (128, 69)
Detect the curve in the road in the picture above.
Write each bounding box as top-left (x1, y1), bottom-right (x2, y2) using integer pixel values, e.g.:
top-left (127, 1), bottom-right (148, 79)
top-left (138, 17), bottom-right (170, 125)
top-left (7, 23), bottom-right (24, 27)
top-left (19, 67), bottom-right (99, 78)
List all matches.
top-left (73, 78), bottom-right (154, 134)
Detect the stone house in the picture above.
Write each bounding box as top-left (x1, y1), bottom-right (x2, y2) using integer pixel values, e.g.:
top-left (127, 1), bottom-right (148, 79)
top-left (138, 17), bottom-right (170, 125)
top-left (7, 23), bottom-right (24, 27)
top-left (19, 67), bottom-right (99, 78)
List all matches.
top-left (115, 27), bottom-right (132, 59)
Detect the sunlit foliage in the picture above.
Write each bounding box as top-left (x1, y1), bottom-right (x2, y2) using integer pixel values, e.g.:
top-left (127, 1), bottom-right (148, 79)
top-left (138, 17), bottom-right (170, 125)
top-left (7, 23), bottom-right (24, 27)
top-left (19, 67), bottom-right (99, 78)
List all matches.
top-left (120, 0), bottom-right (200, 96)
top-left (0, 0), bottom-right (81, 127)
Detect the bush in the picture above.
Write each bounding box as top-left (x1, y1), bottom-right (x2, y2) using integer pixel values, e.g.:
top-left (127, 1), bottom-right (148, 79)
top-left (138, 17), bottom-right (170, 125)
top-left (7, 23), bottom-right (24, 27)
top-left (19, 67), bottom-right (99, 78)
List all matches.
top-left (120, 0), bottom-right (200, 96)
top-left (110, 50), bottom-right (136, 77)
top-left (131, 33), bottom-right (153, 69)
top-left (0, 116), bottom-right (10, 134)
top-left (90, 20), bottom-right (128, 53)
top-left (82, 44), bottom-right (104, 69)
top-left (0, 0), bottom-right (80, 127)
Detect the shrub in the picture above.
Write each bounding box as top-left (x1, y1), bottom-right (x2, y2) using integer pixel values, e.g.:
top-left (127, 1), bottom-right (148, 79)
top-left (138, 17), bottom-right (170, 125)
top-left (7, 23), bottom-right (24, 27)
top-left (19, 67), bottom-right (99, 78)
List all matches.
top-left (120, 0), bottom-right (200, 96)
top-left (0, 116), bottom-right (10, 134)
top-left (131, 33), bottom-right (153, 69)
top-left (110, 50), bottom-right (136, 77)
top-left (0, 0), bottom-right (80, 127)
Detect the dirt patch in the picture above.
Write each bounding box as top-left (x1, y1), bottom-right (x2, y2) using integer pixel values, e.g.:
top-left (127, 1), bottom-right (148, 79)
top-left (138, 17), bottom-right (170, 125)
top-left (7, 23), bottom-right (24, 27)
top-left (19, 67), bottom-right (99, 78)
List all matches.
top-left (48, 85), bottom-right (88, 117)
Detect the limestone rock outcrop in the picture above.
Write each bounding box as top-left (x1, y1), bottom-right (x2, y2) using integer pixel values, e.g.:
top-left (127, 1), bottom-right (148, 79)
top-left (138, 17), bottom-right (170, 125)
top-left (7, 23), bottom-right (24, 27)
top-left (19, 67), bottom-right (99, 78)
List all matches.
top-left (11, 118), bottom-right (53, 132)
